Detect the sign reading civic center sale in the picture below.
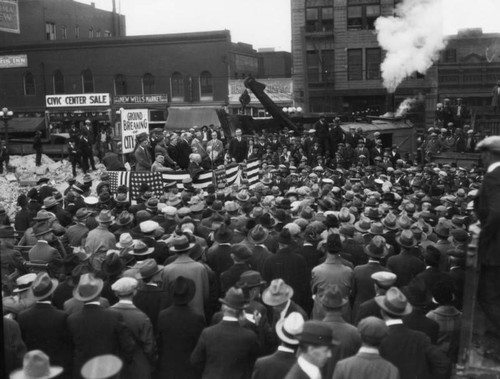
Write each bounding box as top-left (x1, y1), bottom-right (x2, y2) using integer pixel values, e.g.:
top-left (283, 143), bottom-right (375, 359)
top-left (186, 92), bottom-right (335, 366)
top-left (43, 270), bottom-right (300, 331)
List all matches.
top-left (121, 109), bottom-right (149, 154)
top-left (45, 93), bottom-right (110, 108)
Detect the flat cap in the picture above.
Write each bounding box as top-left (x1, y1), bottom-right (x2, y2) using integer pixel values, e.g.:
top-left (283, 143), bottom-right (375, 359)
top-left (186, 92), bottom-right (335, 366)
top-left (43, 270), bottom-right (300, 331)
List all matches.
top-left (111, 277), bottom-right (138, 296)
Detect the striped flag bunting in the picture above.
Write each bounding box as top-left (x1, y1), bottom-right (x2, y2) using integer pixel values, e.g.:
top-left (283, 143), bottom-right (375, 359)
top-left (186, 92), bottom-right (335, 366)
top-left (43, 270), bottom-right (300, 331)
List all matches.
top-left (108, 160), bottom-right (260, 200)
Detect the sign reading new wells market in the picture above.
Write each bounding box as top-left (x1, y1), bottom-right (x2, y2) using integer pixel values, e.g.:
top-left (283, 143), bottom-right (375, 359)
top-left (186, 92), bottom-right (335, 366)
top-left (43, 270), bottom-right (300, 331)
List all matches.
top-left (0, 54), bottom-right (27, 68)
top-left (46, 93), bottom-right (110, 108)
top-left (113, 94), bottom-right (168, 105)
top-left (0, 0), bottom-right (20, 34)
top-left (121, 109), bottom-right (149, 154)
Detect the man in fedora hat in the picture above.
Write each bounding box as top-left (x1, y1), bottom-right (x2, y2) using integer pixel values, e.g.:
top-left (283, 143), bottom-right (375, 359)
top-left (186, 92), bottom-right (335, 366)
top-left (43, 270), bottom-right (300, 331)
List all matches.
top-left (0, 226), bottom-right (26, 290)
top-left (191, 287), bottom-right (260, 379)
top-left (351, 236), bottom-right (392, 323)
top-left (377, 287), bottom-right (450, 379)
top-left (247, 224), bottom-right (273, 274)
top-left (17, 273), bottom-right (73, 378)
top-left (3, 273), bottom-right (37, 317)
top-left (67, 273), bottom-right (136, 376)
top-left (161, 235), bottom-right (209, 318)
top-left (36, 177), bottom-right (56, 204)
top-left (311, 233), bottom-right (353, 322)
top-left (387, 229), bottom-right (425, 288)
top-left (61, 208), bottom-right (90, 250)
top-left (111, 277), bottom-right (157, 379)
top-left (134, 132), bottom-right (152, 172)
top-left (10, 350), bottom-right (63, 379)
top-left (28, 224), bottom-right (62, 270)
top-left (207, 224), bottom-right (235, 276)
top-left (262, 229), bottom-right (311, 312)
top-left (157, 276), bottom-right (205, 379)
top-left (84, 210), bottom-right (116, 255)
top-left (132, 258), bottom-right (170, 332)
top-left (284, 320), bottom-right (337, 379)
top-left (220, 244), bottom-right (253, 294)
top-left (333, 317), bottom-right (399, 379)
top-left (252, 312), bottom-right (304, 379)
top-left (355, 271), bottom-right (397, 324)
top-left (42, 196), bottom-right (72, 228)
top-left (320, 284), bottom-right (361, 379)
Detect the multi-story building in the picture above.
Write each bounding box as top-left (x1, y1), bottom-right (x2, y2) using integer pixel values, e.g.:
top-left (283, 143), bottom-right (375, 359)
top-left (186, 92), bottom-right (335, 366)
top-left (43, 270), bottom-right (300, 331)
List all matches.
top-left (291, 0), bottom-right (437, 125)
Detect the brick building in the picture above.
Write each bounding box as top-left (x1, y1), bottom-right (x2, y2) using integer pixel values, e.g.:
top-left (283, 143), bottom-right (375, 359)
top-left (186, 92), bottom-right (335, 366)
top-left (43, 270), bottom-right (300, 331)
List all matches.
top-left (291, 0), bottom-right (437, 125)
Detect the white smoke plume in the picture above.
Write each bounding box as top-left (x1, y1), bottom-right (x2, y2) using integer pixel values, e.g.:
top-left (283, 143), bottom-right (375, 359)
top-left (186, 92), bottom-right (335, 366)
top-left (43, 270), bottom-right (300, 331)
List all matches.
top-left (395, 97), bottom-right (417, 118)
top-left (375, 0), bottom-right (446, 93)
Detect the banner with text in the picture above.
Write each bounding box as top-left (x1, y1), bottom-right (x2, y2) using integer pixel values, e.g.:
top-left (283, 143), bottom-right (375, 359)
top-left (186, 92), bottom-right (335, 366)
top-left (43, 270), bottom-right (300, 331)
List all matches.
top-left (46, 93), bottom-right (110, 108)
top-left (0, 0), bottom-right (20, 34)
top-left (121, 109), bottom-right (149, 154)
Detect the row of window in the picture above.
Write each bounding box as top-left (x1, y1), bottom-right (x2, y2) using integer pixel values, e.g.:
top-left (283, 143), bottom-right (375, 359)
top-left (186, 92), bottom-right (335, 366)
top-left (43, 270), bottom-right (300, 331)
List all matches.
top-left (23, 70), bottom-right (214, 100)
top-left (45, 22), bottom-right (112, 41)
top-left (306, 48), bottom-right (382, 82)
top-left (305, 1), bottom-right (381, 32)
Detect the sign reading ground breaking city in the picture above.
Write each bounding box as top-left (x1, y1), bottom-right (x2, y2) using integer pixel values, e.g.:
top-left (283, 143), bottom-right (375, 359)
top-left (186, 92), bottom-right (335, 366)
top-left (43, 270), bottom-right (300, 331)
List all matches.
top-left (120, 109), bottom-right (149, 154)
top-left (0, 0), bottom-right (20, 33)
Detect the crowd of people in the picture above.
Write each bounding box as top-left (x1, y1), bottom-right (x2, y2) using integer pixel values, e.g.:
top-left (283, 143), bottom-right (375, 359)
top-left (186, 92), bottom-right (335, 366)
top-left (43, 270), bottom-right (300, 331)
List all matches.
top-left (2, 103), bottom-right (500, 379)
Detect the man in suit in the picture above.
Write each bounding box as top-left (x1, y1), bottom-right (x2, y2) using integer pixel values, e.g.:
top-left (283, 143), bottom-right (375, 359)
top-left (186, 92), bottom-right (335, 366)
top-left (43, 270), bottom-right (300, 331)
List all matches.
top-left (17, 272), bottom-right (73, 378)
top-left (475, 136), bottom-right (500, 355)
top-left (284, 320), bottom-right (336, 379)
top-left (207, 224), bottom-right (236, 277)
top-left (111, 277), bottom-right (157, 379)
top-left (134, 132), bottom-right (152, 171)
top-left (252, 312), bottom-right (304, 379)
top-left (67, 273), bottom-right (136, 377)
top-left (377, 287), bottom-right (450, 379)
top-left (133, 258), bottom-right (171, 332)
top-left (220, 244), bottom-right (253, 294)
top-left (157, 276), bottom-right (205, 379)
top-left (247, 224), bottom-right (273, 274)
top-left (228, 128), bottom-right (249, 163)
top-left (351, 236), bottom-right (392, 322)
top-left (333, 317), bottom-right (399, 379)
top-left (320, 284), bottom-right (362, 379)
top-left (191, 287), bottom-right (261, 379)
top-left (387, 230), bottom-right (425, 288)
top-left (355, 271), bottom-right (397, 324)
top-left (28, 224), bottom-right (63, 273)
top-left (492, 80), bottom-right (500, 112)
top-left (161, 235), bottom-right (209, 318)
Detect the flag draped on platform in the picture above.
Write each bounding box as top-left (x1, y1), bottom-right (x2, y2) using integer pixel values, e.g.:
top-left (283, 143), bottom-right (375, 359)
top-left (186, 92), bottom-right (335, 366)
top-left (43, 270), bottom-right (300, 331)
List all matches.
top-left (108, 159), bottom-right (261, 200)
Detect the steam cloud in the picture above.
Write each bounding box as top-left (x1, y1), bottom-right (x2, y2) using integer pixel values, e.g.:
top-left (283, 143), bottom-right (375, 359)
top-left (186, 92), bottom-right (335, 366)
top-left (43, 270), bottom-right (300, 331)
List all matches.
top-left (375, 0), bottom-right (446, 93)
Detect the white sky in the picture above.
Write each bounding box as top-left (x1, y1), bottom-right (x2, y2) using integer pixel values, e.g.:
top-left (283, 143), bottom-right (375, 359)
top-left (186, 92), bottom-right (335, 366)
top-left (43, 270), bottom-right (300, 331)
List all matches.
top-left (75, 0), bottom-right (500, 52)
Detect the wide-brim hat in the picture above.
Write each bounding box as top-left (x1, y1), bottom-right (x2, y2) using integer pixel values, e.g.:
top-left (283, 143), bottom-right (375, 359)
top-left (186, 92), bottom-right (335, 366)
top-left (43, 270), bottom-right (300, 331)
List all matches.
top-left (276, 312), bottom-right (303, 345)
top-left (41, 196), bottom-right (58, 210)
top-left (80, 354), bottom-right (123, 379)
top-left (137, 258), bottom-right (163, 279)
top-left (130, 240), bottom-right (155, 256)
top-left (170, 235), bottom-right (196, 253)
top-left (395, 230), bottom-right (417, 248)
top-left (29, 273), bottom-right (59, 301)
top-left (170, 276), bottom-right (196, 305)
top-left (262, 279), bottom-right (294, 306)
top-left (248, 225), bottom-right (269, 245)
top-left (10, 350), bottom-right (63, 379)
top-left (32, 211), bottom-right (52, 222)
top-left (33, 225), bottom-right (54, 237)
top-left (298, 321), bottom-right (338, 346)
top-left (101, 254), bottom-right (125, 277)
top-left (219, 287), bottom-right (249, 310)
top-left (214, 225), bottom-right (234, 243)
top-left (115, 211), bottom-right (134, 226)
top-left (73, 273), bottom-right (104, 302)
top-left (375, 287), bottom-right (413, 316)
top-left (95, 210), bottom-right (115, 223)
top-left (364, 236), bottom-right (389, 258)
top-left (236, 270), bottom-right (267, 289)
top-left (354, 218), bottom-right (372, 233)
top-left (319, 284), bottom-right (348, 309)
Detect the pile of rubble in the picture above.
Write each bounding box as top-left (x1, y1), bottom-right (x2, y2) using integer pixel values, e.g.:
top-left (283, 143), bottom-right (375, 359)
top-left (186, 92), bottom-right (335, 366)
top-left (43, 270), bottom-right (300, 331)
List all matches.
top-left (0, 154), bottom-right (106, 221)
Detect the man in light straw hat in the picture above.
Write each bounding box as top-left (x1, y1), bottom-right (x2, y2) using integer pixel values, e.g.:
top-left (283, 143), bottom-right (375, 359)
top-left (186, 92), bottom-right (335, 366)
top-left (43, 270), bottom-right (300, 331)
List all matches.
top-left (80, 354), bottom-right (123, 379)
top-left (377, 287), bottom-right (450, 379)
top-left (10, 350), bottom-right (63, 379)
top-left (191, 287), bottom-right (260, 379)
top-left (111, 277), bottom-right (156, 379)
top-left (67, 273), bottom-right (136, 376)
top-left (252, 312), bottom-right (304, 379)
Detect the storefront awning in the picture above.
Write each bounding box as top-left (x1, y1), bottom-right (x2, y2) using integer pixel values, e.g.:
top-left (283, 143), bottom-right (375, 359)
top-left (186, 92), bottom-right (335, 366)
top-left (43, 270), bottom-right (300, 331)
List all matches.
top-left (165, 107), bottom-right (221, 130)
top-left (5, 117), bottom-right (45, 133)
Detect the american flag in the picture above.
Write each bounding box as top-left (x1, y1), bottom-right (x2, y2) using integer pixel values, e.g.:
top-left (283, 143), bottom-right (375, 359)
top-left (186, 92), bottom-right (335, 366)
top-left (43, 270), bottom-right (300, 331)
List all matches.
top-left (108, 159), bottom-right (260, 200)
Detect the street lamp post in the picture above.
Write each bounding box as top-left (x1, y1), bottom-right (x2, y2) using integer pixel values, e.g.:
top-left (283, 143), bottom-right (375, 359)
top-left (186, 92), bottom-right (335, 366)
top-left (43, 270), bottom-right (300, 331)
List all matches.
top-left (0, 107), bottom-right (14, 146)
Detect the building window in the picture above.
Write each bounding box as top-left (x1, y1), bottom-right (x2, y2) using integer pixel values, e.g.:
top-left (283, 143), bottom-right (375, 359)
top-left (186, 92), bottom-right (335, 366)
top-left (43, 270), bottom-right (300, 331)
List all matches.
top-left (82, 69), bottom-right (94, 93)
top-left (348, 49), bottom-right (363, 80)
top-left (322, 50), bottom-right (335, 81)
top-left (75, 25), bottom-right (80, 39)
top-left (114, 74), bottom-right (127, 95)
top-left (24, 72), bottom-right (36, 96)
top-left (443, 49), bottom-right (457, 63)
top-left (366, 48), bottom-right (381, 80)
top-left (96, 29), bottom-right (101, 38)
top-left (89, 27), bottom-right (94, 38)
top-left (306, 6), bottom-right (333, 33)
top-left (307, 51), bottom-right (320, 82)
top-left (347, 1), bottom-right (380, 30)
top-left (200, 71), bottom-right (213, 100)
top-left (45, 22), bottom-right (56, 40)
top-left (142, 73), bottom-right (155, 95)
top-left (171, 72), bottom-right (184, 101)
top-left (53, 70), bottom-right (64, 94)
top-left (61, 25), bottom-right (67, 40)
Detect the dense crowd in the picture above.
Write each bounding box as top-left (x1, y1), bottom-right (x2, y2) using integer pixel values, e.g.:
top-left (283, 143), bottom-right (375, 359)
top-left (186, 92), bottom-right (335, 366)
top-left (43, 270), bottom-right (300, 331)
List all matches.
top-left (2, 102), bottom-right (500, 379)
